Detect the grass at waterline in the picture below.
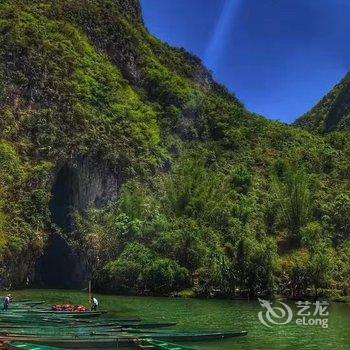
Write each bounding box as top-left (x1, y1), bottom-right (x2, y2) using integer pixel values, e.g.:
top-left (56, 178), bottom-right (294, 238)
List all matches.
top-left (8, 288), bottom-right (349, 305)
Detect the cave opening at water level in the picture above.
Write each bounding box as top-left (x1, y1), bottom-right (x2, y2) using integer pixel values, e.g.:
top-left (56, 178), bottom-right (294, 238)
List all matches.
top-left (35, 164), bottom-right (87, 289)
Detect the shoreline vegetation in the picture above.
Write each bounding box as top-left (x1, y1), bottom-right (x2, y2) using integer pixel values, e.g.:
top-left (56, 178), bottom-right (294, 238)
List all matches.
top-left (4, 288), bottom-right (349, 304)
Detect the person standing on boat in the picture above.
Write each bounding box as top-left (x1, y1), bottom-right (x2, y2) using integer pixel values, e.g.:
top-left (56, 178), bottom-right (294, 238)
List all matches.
top-left (91, 296), bottom-right (98, 311)
top-left (3, 294), bottom-right (11, 311)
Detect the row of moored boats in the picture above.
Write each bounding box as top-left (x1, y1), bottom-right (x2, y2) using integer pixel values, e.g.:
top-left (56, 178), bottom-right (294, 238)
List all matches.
top-left (0, 299), bottom-right (247, 349)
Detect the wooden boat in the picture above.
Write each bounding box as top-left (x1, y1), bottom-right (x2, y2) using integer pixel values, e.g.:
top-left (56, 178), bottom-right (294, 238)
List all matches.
top-left (0, 336), bottom-right (135, 349)
top-left (0, 322), bottom-right (110, 328)
top-left (75, 318), bottom-right (142, 324)
top-left (0, 330), bottom-right (248, 347)
top-left (0, 315), bottom-right (140, 325)
top-left (1, 322), bottom-right (175, 331)
top-left (0, 330), bottom-right (121, 337)
top-left (0, 324), bottom-right (156, 337)
top-left (9, 310), bottom-right (104, 318)
top-left (4, 341), bottom-right (63, 350)
top-left (8, 303), bottom-right (45, 310)
top-left (1, 298), bottom-right (247, 350)
top-left (132, 331), bottom-right (248, 342)
top-left (12, 302), bottom-right (46, 307)
top-left (141, 339), bottom-right (195, 350)
top-left (9, 300), bottom-right (32, 303)
top-left (120, 322), bottom-right (176, 329)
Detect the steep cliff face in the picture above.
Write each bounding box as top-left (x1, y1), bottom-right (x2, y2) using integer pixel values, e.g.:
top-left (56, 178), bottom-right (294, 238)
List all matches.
top-left (295, 73), bottom-right (350, 132)
top-left (33, 158), bottom-right (123, 287)
top-left (114, 0), bottom-right (144, 24)
top-left (50, 158), bottom-right (122, 231)
top-left (45, 0), bottom-right (232, 98)
top-left (0, 0), bottom-right (160, 287)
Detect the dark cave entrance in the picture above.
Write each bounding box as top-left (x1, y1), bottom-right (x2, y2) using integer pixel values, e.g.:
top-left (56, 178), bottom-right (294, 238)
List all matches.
top-left (50, 163), bottom-right (77, 232)
top-left (36, 164), bottom-right (87, 289)
top-left (35, 158), bottom-right (119, 289)
top-left (36, 233), bottom-right (81, 288)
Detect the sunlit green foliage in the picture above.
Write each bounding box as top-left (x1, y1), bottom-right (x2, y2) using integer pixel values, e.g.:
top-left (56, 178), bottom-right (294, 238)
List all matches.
top-left (273, 168), bottom-right (313, 235)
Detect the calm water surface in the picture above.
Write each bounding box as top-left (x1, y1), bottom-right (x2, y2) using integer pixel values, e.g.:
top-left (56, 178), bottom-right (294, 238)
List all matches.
top-left (11, 290), bottom-right (350, 350)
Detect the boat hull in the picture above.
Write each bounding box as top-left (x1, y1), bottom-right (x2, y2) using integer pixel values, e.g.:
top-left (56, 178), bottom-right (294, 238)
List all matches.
top-left (0, 331), bottom-right (247, 348)
top-left (15, 313), bottom-right (102, 319)
top-left (2, 337), bottom-right (134, 349)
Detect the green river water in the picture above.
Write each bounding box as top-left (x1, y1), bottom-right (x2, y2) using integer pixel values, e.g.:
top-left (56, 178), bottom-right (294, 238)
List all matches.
top-left (8, 290), bottom-right (350, 350)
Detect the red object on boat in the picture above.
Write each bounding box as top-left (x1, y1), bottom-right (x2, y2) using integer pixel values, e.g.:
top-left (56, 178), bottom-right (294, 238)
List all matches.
top-left (75, 305), bottom-right (87, 312)
top-left (51, 304), bottom-right (87, 312)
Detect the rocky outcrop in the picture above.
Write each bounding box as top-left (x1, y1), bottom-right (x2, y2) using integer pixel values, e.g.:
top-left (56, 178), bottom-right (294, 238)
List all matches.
top-left (50, 157), bottom-right (122, 231)
top-left (114, 0), bottom-right (144, 24)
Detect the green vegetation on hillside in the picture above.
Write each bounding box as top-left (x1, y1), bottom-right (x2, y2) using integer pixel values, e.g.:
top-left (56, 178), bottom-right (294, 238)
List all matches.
top-left (0, 0), bottom-right (349, 298)
top-left (296, 73), bottom-right (350, 132)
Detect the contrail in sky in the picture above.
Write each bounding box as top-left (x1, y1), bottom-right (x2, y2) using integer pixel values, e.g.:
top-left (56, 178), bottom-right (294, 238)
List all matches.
top-left (204, 0), bottom-right (241, 72)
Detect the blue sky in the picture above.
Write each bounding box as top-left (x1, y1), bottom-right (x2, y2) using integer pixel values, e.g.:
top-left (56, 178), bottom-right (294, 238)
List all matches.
top-left (140, 0), bottom-right (349, 123)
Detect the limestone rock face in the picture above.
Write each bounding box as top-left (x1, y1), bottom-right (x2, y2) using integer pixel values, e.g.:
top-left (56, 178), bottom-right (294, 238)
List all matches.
top-left (114, 0), bottom-right (144, 24)
top-left (35, 157), bottom-right (123, 288)
top-left (50, 157), bottom-right (122, 232)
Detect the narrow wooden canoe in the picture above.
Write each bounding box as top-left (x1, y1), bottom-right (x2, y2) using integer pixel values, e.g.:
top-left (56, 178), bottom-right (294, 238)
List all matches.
top-left (13, 302), bottom-right (46, 307)
top-left (76, 318), bottom-right (142, 324)
top-left (0, 316), bottom-right (140, 326)
top-left (136, 331), bottom-right (248, 342)
top-left (0, 322), bottom-right (174, 331)
top-left (0, 330), bottom-right (121, 337)
top-left (4, 341), bottom-right (63, 350)
top-left (9, 311), bottom-right (104, 318)
top-left (0, 300), bottom-right (31, 303)
top-left (120, 322), bottom-right (176, 329)
top-left (1, 337), bottom-right (135, 349)
top-left (0, 324), bottom-right (122, 330)
top-left (0, 330), bottom-right (248, 346)
top-left (8, 303), bottom-right (46, 310)
top-left (142, 339), bottom-right (196, 350)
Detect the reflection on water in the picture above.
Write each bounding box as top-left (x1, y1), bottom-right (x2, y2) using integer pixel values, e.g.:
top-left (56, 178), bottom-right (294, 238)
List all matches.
top-left (11, 290), bottom-right (350, 350)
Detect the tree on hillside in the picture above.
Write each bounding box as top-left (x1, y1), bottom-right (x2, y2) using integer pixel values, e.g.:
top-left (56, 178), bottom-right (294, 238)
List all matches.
top-left (301, 222), bottom-right (335, 298)
top-left (273, 168), bottom-right (313, 235)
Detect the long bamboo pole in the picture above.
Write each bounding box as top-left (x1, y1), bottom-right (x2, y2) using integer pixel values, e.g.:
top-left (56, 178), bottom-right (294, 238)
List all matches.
top-left (88, 280), bottom-right (92, 306)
